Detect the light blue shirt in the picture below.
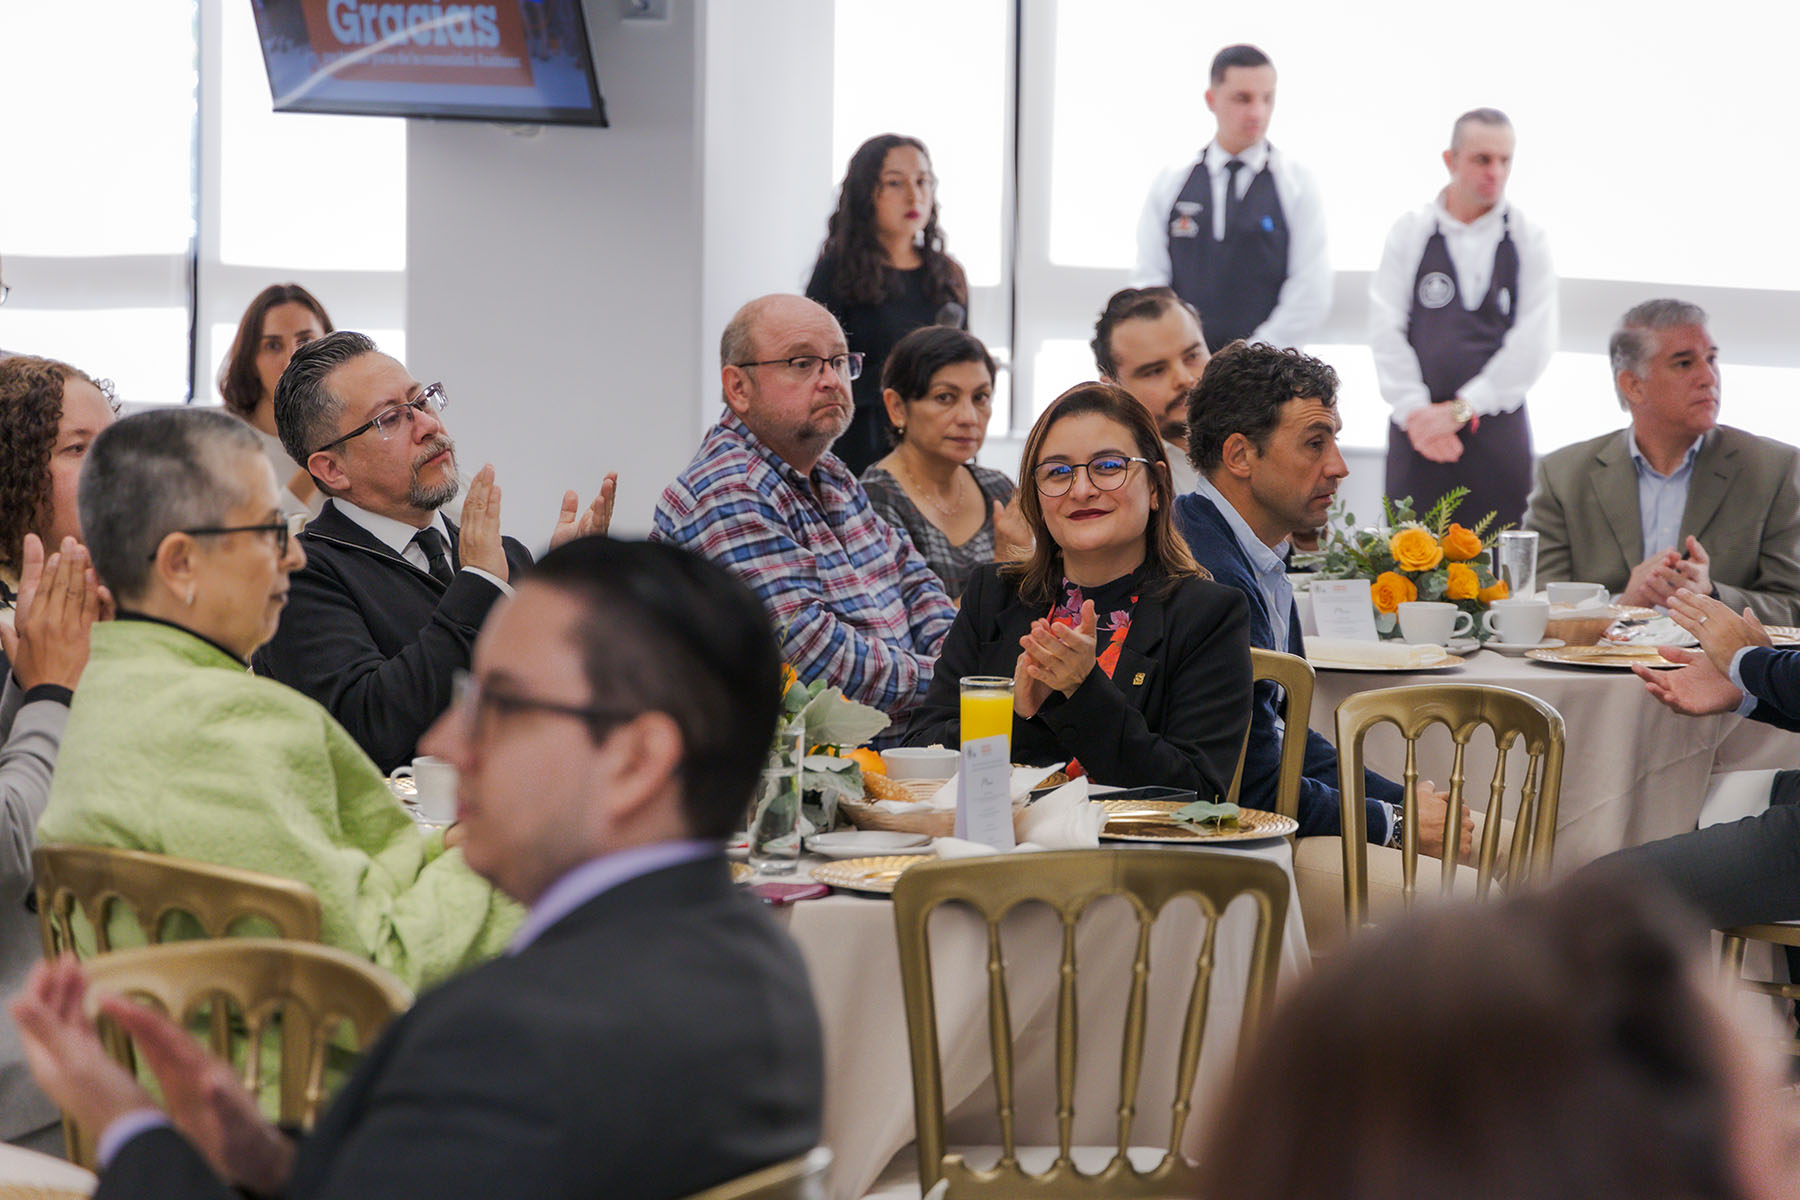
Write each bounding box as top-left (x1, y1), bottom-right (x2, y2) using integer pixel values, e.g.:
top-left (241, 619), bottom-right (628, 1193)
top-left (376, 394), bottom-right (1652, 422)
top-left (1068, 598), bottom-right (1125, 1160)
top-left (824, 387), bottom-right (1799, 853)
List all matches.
top-left (1193, 475), bottom-right (1296, 653)
top-left (1628, 433), bottom-right (1704, 559)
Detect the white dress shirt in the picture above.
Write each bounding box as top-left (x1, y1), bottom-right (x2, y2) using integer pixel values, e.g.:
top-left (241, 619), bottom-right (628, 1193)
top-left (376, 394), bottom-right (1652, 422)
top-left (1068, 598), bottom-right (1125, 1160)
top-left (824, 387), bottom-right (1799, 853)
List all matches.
top-left (1369, 194), bottom-right (1557, 424)
top-left (1133, 139), bottom-right (1333, 351)
top-left (333, 499), bottom-right (511, 594)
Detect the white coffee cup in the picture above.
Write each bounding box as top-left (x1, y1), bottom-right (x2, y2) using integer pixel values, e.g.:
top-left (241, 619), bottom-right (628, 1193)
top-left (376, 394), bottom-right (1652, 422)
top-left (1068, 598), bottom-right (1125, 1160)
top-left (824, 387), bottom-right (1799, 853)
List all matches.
top-left (389, 755), bottom-right (458, 824)
top-left (880, 747), bottom-right (960, 782)
top-left (1481, 598), bottom-right (1550, 644)
top-left (1546, 581), bottom-right (1610, 606)
top-left (1397, 601), bottom-right (1475, 646)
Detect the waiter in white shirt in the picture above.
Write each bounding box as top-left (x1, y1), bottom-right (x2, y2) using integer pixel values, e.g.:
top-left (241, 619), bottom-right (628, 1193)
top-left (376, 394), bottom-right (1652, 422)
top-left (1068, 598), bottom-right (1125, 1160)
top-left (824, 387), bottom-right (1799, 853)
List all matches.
top-left (1133, 44), bottom-right (1331, 353)
top-left (1371, 107), bottom-right (1557, 527)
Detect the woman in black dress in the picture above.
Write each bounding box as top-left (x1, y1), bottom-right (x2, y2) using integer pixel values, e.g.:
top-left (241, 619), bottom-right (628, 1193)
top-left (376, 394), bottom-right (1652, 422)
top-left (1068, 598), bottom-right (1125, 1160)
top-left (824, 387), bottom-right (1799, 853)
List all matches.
top-left (806, 134), bottom-right (968, 476)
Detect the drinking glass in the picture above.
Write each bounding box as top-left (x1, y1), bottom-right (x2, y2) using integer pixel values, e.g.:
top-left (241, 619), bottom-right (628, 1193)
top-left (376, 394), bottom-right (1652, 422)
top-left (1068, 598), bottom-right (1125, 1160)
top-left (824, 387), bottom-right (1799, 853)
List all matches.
top-left (749, 717), bottom-right (805, 875)
top-left (1497, 530), bottom-right (1539, 601)
top-left (959, 677), bottom-right (1014, 749)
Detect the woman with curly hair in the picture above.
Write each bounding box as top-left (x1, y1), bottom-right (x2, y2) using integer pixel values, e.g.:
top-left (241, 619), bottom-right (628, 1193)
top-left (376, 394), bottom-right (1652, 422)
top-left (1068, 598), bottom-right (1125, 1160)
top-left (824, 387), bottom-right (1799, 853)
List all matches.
top-left (0, 355), bottom-right (116, 614)
top-left (806, 134), bottom-right (969, 476)
top-left (217, 283), bottom-right (332, 516)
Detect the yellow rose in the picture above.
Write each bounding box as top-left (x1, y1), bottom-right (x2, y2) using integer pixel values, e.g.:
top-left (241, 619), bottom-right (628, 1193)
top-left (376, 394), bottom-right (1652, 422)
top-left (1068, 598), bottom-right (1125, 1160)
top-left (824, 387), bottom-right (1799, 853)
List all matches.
top-left (1441, 523), bottom-right (1482, 562)
top-left (1389, 525), bottom-right (1444, 572)
top-left (1478, 579), bottom-right (1510, 604)
top-left (1371, 571), bottom-right (1418, 614)
top-left (1446, 562), bottom-right (1479, 601)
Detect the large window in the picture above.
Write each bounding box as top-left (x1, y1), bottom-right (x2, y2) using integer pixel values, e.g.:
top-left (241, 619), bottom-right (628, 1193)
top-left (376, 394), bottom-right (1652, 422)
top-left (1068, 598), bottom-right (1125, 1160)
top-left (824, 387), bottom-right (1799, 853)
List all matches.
top-left (0, 1), bottom-right (406, 405)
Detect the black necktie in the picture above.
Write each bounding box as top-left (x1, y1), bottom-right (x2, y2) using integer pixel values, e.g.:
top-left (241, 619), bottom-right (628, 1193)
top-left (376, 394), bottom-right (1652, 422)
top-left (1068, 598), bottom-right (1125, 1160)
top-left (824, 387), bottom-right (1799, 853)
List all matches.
top-left (1223, 158), bottom-right (1246, 231)
top-left (412, 527), bottom-right (455, 585)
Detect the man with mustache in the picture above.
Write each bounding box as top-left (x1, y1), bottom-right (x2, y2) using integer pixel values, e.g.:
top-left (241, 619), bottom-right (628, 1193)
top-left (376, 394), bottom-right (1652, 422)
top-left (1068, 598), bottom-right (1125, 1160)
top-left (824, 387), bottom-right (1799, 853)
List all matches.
top-left (653, 295), bottom-right (954, 733)
top-left (255, 332), bottom-right (613, 771)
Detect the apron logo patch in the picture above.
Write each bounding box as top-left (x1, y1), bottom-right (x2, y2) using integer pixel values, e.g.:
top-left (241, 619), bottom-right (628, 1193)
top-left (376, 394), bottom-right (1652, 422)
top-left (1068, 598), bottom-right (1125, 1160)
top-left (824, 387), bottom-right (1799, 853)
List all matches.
top-left (1170, 201), bottom-right (1203, 239)
top-left (1260, 215), bottom-right (1275, 232)
top-left (1417, 271), bottom-right (1456, 309)
top-left (1497, 286), bottom-right (1512, 316)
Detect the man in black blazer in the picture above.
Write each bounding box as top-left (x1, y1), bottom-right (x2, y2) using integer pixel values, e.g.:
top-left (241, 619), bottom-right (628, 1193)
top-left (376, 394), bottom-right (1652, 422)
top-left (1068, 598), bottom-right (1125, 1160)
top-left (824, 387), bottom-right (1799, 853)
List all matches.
top-left (13, 538), bottom-right (824, 1200)
top-left (252, 332), bottom-right (614, 772)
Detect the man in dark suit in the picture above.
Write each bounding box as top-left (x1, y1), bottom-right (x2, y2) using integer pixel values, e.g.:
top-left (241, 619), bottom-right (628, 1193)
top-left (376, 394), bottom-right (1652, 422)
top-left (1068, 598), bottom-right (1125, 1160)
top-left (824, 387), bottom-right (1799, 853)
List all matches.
top-left (1524, 299), bottom-right (1800, 624)
top-left (12, 537), bottom-right (823, 1199)
top-left (252, 331), bottom-right (615, 772)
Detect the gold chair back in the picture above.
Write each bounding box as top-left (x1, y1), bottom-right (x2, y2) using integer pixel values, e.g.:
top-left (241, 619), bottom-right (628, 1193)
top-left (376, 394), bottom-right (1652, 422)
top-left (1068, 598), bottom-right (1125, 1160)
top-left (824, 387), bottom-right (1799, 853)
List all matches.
top-left (83, 939), bottom-right (411, 1131)
top-left (891, 849), bottom-right (1289, 1198)
top-left (683, 1147), bottom-right (832, 1200)
top-left (1223, 649), bottom-right (1314, 820)
top-left (33, 843), bottom-right (323, 957)
top-left (1718, 924), bottom-right (1800, 1056)
top-left (1334, 683), bottom-right (1564, 932)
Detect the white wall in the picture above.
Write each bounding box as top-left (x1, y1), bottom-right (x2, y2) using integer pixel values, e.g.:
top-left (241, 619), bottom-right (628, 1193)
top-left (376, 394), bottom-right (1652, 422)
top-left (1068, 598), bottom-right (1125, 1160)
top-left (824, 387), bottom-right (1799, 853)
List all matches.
top-left (407, 2), bottom-right (708, 543)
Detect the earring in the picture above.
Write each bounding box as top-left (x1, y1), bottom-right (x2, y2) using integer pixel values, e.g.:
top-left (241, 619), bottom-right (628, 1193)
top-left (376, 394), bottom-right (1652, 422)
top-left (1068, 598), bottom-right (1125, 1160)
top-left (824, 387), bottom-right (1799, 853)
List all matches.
top-left (185, 584), bottom-right (196, 607)
top-left (893, 425), bottom-right (906, 438)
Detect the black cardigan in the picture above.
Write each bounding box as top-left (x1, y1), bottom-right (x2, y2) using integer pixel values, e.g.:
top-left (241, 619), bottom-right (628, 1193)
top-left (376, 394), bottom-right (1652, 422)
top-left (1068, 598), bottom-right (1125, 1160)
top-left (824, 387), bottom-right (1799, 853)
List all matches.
top-left (902, 562), bottom-right (1252, 801)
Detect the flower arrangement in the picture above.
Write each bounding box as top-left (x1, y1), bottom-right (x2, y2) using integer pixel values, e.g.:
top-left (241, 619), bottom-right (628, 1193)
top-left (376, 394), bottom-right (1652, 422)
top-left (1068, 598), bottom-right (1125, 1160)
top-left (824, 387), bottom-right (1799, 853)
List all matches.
top-left (1300, 488), bottom-right (1510, 639)
top-left (778, 664), bottom-right (891, 805)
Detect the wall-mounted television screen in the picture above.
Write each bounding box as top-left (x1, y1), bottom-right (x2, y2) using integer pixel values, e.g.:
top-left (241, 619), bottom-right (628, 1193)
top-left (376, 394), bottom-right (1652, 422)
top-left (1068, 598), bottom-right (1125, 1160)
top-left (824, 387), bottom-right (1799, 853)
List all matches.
top-left (250, 0), bottom-right (608, 126)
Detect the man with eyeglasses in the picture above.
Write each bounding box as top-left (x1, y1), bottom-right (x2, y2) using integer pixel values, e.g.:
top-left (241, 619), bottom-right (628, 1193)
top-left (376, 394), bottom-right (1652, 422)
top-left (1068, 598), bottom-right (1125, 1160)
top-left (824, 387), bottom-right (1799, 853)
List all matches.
top-left (653, 294), bottom-right (956, 733)
top-left (14, 537), bottom-right (824, 1199)
top-left (254, 331), bottom-right (615, 772)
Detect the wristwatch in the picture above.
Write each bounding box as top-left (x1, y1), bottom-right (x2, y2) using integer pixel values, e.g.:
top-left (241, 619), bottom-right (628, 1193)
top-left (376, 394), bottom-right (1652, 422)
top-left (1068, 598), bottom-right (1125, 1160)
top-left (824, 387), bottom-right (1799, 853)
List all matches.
top-left (1386, 803), bottom-right (1405, 849)
top-left (1448, 397), bottom-right (1475, 427)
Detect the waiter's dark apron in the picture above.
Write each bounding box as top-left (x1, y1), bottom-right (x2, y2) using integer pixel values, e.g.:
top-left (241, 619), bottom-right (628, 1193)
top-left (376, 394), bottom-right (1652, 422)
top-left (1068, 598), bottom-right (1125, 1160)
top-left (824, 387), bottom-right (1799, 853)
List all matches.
top-left (1385, 213), bottom-right (1533, 528)
top-left (1167, 148), bottom-right (1289, 351)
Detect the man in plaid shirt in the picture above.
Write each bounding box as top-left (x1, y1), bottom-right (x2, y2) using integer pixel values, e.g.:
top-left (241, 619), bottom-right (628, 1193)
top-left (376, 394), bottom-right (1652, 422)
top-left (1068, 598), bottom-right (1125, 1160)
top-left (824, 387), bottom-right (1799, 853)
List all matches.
top-left (654, 295), bottom-right (956, 729)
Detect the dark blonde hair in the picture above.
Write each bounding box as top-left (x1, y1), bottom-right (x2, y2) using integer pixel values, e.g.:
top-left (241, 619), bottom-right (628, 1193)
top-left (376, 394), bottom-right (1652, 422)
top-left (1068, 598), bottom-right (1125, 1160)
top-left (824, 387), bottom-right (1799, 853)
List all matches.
top-left (1003, 381), bottom-right (1203, 607)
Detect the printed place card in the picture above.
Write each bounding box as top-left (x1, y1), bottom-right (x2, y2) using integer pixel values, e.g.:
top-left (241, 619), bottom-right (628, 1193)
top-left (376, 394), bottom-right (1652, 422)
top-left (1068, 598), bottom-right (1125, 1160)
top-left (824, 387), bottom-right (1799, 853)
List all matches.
top-left (1310, 579), bottom-right (1380, 641)
top-left (956, 735), bottom-right (1016, 850)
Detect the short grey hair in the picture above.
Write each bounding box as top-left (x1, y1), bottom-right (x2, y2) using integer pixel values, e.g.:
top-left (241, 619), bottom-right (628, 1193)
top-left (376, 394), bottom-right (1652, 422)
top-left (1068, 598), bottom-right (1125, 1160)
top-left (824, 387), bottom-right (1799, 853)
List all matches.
top-left (80, 408), bottom-right (264, 602)
top-left (1609, 299), bottom-right (1710, 409)
top-left (273, 330), bottom-right (377, 467)
top-left (1450, 107), bottom-right (1512, 151)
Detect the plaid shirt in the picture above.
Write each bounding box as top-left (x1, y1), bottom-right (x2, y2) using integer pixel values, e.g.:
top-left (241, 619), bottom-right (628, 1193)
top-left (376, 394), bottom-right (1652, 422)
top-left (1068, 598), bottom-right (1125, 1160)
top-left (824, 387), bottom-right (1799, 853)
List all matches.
top-left (653, 412), bottom-right (956, 721)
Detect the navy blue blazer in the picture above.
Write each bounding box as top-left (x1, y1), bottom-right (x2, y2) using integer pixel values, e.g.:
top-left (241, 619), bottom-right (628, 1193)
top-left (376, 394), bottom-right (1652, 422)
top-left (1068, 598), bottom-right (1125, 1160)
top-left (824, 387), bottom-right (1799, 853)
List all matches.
top-left (1174, 491), bottom-right (1401, 839)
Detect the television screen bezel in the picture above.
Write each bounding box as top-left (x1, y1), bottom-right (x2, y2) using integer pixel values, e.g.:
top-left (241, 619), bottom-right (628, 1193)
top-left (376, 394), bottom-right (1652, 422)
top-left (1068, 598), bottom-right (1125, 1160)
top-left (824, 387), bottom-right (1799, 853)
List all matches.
top-left (251, 1), bottom-right (609, 128)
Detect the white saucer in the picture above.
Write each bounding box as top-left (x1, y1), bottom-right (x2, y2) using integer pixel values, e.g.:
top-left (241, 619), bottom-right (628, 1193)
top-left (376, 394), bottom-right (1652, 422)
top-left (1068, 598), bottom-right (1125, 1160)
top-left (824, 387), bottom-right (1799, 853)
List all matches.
top-left (1445, 637), bottom-right (1481, 655)
top-left (805, 830), bottom-right (934, 859)
top-left (1484, 637), bottom-right (1565, 656)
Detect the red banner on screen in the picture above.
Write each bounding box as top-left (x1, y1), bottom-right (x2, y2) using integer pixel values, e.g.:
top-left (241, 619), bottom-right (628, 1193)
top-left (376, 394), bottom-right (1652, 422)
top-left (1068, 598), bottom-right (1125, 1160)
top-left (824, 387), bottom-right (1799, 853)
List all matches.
top-left (299, 1), bottom-right (536, 88)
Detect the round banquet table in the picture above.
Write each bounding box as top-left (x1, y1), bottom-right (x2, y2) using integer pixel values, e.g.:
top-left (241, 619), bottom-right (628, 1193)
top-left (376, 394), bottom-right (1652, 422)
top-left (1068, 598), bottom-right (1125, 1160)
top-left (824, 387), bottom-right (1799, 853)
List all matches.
top-left (763, 838), bottom-right (1310, 1200)
top-left (0, 1143), bottom-right (94, 1198)
top-left (1307, 647), bottom-right (1800, 867)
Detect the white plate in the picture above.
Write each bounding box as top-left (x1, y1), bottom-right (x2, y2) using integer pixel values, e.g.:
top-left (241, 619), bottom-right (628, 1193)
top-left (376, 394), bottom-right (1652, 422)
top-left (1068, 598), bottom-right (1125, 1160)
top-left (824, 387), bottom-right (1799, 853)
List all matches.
top-left (1446, 637), bottom-right (1481, 655)
top-left (1483, 637), bottom-right (1565, 656)
top-left (805, 830), bottom-right (934, 859)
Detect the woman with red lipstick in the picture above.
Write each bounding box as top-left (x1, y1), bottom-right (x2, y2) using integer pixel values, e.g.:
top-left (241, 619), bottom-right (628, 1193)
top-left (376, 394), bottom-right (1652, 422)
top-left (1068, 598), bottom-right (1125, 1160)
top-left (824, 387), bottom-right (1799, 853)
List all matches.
top-left (903, 383), bottom-right (1252, 798)
top-left (806, 133), bottom-right (969, 476)
top-left (860, 326), bottom-right (1018, 600)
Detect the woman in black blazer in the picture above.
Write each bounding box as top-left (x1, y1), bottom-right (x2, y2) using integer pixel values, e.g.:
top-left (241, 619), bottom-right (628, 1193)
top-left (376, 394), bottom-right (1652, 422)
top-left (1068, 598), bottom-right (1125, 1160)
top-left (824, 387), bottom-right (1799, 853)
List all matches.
top-left (904, 382), bottom-right (1251, 800)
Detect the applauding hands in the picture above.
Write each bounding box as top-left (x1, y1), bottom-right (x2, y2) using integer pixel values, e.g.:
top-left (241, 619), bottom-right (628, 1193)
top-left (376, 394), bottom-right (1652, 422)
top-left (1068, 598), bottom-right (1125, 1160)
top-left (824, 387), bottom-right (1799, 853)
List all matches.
top-left (1012, 600), bottom-right (1098, 718)
top-left (457, 466), bottom-right (621, 584)
top-left (0, 534), bottom-right (108, 692)
top-left (1621, 535), bottom-right (1714, 609)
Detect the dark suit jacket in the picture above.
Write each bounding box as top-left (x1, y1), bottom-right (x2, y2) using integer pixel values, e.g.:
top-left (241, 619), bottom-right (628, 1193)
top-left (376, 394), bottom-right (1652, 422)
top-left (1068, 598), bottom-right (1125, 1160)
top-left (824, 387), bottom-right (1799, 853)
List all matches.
top-left (1174, 492), bottom-right (1401, 838)
top-left (1524, 425), bottom-right (1800, 624)
top-left (902, 562), bottom-right (1251, 801)
top-left (95, 857), bottom-right (824, 1200)
top-left (252, 501), bottom-right (534, 773)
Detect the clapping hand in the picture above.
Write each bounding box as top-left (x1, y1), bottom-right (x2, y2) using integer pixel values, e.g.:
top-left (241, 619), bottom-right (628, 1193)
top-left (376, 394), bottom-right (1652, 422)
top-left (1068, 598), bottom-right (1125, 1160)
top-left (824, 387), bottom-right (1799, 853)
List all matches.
top-left (550, 472), bottom-right (618, 550)
top-left (458, 464), bottom-right (509, 582)
top-left (1665, 587), bottom-right (1768, 678)
top-left (1633, 646), bottom-right (1745, 716)
top-left (0, 535), bottom-right (107, 691)
top-left (1019, 600), bottom-right (1099, 699)
top-left (1621, 548), bottom-right (1687, 609)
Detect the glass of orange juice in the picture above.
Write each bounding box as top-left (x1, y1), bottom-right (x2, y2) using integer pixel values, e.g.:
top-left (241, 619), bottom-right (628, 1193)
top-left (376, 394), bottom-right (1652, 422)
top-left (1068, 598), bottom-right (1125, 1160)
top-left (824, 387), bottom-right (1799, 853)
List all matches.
top-left (959, 676), bottom-right (1014, 748)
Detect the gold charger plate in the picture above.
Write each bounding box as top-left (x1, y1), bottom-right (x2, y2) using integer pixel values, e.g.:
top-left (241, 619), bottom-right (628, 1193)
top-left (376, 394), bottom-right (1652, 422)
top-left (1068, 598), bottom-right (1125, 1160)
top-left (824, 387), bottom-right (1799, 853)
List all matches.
top-left (1099, 800), bottom-right (1299, 843)
top-left (1305, 650), bottom-right (1463, 673)
top-left (1764, 626), bottom-right (1800, 646)
top-left (809, 855), bottom-right (930, 895)
top-left (1525, 644), bottom-right (1679, 670)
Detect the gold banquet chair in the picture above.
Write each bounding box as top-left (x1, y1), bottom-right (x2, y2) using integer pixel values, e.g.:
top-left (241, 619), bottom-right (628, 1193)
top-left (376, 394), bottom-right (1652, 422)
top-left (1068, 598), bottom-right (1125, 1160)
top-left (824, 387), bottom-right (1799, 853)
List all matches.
top-left (34, 843), bottom-right (324, 957)
top-left (891, 849), bottom-right (1289, 1198)
top-left (84, 940), bottom-right (411, 1129)
top-left (1223, 649), bottom-right (1314, 820)
top-left (1335, 683), bottom-right (1564, 935)
top-left (684, 1147), bottom-right (833, 1200)
top-left (1719, 923), bottom-right (1800, 1055)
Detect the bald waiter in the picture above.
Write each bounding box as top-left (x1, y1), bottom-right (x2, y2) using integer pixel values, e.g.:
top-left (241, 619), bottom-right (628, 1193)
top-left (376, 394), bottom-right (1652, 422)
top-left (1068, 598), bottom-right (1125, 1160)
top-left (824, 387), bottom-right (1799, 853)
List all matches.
top-left (1371, 107), bottom-right (1556, 527)
top-left (1134, 44), bottom-right (1330, 353)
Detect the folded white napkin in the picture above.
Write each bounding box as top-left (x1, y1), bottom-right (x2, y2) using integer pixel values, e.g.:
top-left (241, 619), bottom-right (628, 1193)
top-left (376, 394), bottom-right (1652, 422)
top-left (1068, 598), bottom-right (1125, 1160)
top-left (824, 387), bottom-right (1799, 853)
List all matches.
top-left (1305, 637), bottom-right (1447, 668)
top-left (932, 777), bottom-right (1105, 855)
top-left (1549, 596), bottom-right (1611, 613)
top-left (870, 762), bottom-right (1068, 814)
top-left (1604, 614), bottom-right (1697, 647)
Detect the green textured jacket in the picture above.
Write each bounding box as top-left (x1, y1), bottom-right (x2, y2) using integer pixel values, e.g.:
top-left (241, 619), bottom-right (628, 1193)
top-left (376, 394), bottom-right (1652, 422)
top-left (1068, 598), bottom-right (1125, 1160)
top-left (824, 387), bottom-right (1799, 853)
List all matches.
top-left (40, 618), bottom-right (520, 989)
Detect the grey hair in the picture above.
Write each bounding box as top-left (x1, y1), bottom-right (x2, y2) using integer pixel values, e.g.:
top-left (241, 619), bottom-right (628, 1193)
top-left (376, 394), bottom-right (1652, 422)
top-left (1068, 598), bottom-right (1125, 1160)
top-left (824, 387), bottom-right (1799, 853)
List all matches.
top-left (79, 408), bottom-right (265, 602)
top-left (1609, 299), bottom-right (1711, 409)
top-left (273, 330), bottom-right (377, 467)
top-left (1450, 107), bottom-right (1512, 151)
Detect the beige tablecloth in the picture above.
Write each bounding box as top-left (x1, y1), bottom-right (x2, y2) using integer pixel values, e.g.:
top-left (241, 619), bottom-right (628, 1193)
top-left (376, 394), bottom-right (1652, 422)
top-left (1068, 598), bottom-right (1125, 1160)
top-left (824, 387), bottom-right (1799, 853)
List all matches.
top-left (1308, 649), bottom-right (1800, 867)
top-left (768, 840), bottom-right (1308, 1200)
top-left (0, 1143), bottom-right (94, 1198)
